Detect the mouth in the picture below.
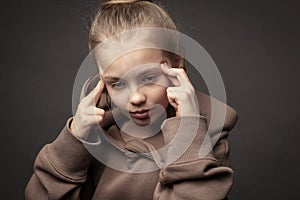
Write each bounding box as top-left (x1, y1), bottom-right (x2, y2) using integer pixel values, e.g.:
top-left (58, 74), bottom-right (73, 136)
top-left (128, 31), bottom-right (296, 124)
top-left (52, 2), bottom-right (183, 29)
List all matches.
top-left (129, 109), bottom-right (150, 120)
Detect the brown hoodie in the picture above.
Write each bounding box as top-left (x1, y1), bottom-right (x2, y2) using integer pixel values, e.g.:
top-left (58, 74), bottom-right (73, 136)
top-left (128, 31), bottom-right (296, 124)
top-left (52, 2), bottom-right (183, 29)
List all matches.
top-left (25, 77), bottom-right (238, 200)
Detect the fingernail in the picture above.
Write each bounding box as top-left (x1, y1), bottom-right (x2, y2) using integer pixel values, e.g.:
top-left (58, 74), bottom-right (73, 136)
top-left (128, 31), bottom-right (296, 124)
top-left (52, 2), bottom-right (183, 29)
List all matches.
top-left (161, 63), bottom-right (170, 68)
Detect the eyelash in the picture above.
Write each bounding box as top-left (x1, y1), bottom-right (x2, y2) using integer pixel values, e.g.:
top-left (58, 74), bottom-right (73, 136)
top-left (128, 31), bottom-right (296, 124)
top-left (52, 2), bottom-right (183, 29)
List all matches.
top-left (110, 74), bottom-right (158, 90)
top-left (111, 81), bottom-right (126, 89)
top-left (143, 75), bottom-right (157, 83)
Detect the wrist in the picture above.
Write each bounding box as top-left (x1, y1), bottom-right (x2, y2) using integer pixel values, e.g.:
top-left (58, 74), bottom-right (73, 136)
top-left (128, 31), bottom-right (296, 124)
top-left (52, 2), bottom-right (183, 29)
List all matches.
top-left (69, 118), bottom-right (80, 139)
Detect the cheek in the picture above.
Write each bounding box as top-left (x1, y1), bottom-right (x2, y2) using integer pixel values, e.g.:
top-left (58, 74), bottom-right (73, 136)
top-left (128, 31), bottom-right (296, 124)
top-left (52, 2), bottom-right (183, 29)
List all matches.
top-left (146, 76), bottom-right (170, 105)
top-left (107, 88), bottom-right (129, 109)
top-left (146, 85), bottom-right (169, 106)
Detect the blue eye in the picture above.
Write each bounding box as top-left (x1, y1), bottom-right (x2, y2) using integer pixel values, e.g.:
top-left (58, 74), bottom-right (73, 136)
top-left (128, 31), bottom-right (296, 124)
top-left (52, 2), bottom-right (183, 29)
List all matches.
top-left (143, 75), bottom-right (157, 83)
top-left (111, 81), bottom-right (126, 89)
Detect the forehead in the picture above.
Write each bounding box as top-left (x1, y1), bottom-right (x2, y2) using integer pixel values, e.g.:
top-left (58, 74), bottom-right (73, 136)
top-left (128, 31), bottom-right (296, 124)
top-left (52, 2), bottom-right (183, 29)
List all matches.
top-left (102, 49), bottom-right (166, 78)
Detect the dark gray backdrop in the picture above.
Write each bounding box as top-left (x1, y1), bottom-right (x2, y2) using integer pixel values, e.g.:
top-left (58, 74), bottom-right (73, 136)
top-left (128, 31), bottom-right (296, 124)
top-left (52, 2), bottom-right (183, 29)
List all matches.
top-left (1, 0), bottom-right (299, 199)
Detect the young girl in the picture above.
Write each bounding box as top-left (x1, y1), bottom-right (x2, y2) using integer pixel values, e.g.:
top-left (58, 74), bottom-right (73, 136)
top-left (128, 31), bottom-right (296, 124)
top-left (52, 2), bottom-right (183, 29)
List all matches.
top-left (25, 0), bottom-right (238, 199)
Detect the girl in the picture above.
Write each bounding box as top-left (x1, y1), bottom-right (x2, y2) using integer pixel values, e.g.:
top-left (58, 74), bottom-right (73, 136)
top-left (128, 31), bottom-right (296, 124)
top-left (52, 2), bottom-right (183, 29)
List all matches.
top-left (25, 0), bottom-right (238, 199)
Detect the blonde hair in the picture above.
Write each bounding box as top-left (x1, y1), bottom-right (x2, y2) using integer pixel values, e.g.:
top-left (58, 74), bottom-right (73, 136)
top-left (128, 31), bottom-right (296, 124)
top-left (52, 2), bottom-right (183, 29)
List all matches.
top-left (88, 0), bottom-right (177, 50)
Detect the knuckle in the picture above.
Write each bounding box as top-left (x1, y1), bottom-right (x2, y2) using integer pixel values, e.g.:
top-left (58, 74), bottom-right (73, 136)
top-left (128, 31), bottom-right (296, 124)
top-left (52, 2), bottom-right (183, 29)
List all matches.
top-left (101, 109), bottom-right (105, 115)
top-left (97, 116), bottom-right (103, 122)
top-left (186, 89), bottom-right (193, 95)
top-left (81, 117), bottom-right (89, 125)
top-left (177, 68), bottom-right (184, 73)
top-left (80, 97), bottom-right (88, 104)
top-left (181, 92), bottom-right (188, 100)
top-left (96, 108), bottom-right (105, 115)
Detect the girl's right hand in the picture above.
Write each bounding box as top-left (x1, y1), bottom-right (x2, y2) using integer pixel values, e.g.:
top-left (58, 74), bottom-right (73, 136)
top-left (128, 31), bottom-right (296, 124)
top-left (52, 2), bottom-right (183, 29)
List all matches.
top-left (70, 79), bottom-right (106, 139)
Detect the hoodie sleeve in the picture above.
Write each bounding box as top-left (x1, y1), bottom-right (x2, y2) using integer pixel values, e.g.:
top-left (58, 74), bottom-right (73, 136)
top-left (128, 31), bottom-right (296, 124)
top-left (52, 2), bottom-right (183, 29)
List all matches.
top-left (25, 76), bottom-right (101, 200)
top-left (25, 118), bottom-right (95, 200)
top-left (153, 113), bottom-right (238, 200)
top-left (25, 75), bottom-right (115, 199)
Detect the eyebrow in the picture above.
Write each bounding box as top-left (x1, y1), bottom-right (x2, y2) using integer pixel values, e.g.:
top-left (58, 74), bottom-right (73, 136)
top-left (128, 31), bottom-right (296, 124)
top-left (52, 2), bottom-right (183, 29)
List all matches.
top-left (102, 76), bottom-right (121, 83)
top-left (102, 64), bottom-right (162, 82)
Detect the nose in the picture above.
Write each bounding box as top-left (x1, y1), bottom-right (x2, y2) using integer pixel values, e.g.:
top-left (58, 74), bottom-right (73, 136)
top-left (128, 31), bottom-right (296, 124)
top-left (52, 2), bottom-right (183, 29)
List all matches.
top-left (129, 88), bottom-right (146, 106)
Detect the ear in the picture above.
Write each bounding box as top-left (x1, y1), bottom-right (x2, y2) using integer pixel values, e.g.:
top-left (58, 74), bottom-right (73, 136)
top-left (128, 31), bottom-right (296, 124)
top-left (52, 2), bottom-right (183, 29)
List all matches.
top-left (161, 54), bottom-right (186, 70)
top-left (173, 55), bottom-right (185, 70)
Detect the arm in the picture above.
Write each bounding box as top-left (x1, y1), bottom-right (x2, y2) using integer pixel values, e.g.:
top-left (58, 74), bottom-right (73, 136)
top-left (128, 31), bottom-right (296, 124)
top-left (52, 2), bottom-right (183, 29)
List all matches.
top-left (154, 64), bottom-right (237, 199)
top-left (25, 118), bottom-right (94, 200)
top-left (153, 116), bottom-right (234, 200)
top-left (25, 76), bottom-right (105, 199)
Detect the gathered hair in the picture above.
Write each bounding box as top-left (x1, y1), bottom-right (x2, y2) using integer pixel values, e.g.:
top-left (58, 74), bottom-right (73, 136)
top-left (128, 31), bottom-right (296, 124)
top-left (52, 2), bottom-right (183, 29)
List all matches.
top-left (88, 0), bottom-right (177, 50)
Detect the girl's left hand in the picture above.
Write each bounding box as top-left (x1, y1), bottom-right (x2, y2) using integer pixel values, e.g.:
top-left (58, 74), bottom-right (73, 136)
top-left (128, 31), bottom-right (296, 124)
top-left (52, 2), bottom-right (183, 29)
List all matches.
top-left (161, 63), bottom-right (200, 117)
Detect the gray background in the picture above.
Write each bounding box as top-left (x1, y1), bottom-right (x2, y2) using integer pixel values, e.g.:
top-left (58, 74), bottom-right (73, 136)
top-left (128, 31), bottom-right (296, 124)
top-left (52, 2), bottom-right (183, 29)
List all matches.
top-left (1, 0), bottom-right (299, 199)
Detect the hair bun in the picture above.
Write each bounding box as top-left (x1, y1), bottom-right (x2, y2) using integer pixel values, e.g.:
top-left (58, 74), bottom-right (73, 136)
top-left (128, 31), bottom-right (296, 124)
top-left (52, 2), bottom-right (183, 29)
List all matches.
top-left (104, 0), bottom-right (152, 4)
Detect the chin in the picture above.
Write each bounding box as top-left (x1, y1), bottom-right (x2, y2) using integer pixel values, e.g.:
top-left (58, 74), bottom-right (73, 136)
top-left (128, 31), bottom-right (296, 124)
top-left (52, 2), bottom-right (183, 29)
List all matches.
top-left (132, 118), bottom-right (151, 127)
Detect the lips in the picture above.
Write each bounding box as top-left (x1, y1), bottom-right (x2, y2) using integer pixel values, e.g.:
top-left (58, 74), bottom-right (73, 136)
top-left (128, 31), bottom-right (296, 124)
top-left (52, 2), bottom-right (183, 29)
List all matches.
top-left (129, 109), bottom-right (150, 119)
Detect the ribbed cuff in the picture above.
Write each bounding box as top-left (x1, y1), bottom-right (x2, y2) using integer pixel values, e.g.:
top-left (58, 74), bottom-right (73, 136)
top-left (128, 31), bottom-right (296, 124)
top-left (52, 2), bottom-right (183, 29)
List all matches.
top-left (67, 117), bottom-right (101, 145)
top-left (161, 116), bottom-right (210, 164)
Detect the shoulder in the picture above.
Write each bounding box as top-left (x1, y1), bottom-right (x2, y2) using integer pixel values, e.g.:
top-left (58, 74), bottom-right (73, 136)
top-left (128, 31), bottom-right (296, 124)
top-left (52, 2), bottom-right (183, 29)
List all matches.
top-left (196, 91), bottom-right (238, 132)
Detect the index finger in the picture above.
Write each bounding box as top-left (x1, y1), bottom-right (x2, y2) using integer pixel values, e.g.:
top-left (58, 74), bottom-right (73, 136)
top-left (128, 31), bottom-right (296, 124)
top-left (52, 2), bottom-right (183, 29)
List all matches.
top-left (161, 64), bottom-right (192, 87)
top-left (85, 78), bottom-right (105, 105)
